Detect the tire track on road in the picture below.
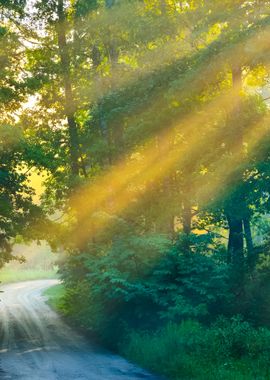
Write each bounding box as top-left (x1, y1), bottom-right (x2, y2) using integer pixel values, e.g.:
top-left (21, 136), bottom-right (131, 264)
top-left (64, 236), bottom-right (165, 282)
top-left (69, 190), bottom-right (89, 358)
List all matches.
top-left (0, 280), bottom-right (162, 380)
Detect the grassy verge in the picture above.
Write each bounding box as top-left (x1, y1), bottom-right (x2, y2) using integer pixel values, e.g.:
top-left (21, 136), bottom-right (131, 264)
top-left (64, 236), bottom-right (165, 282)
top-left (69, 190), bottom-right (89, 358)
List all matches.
top-left (0, 268), bottom-right (58, 284)
top-left (43, 284), bottom-right (65, 311)
top-left (121, 320), bottom-right (270, 380)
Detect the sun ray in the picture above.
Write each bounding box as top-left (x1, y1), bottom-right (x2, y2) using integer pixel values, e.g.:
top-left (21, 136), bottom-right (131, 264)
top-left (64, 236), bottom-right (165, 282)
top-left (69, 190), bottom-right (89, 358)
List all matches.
top-left (58, 6), bottom-right (270, 246)
top-left (69, 88), bottom-right (242, 245)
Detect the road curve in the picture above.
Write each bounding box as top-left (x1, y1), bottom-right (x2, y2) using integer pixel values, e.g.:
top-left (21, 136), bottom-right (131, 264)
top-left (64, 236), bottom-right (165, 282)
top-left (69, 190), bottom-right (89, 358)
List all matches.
top-left (0, 280), bottom-right (161, 380)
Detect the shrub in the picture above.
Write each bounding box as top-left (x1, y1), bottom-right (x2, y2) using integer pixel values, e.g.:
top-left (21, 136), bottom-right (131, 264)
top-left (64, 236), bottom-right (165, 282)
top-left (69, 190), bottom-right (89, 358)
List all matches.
top-left (122, 318), bottom-right (270, 380)
top-left (60, 229), bottom-right (231, 347)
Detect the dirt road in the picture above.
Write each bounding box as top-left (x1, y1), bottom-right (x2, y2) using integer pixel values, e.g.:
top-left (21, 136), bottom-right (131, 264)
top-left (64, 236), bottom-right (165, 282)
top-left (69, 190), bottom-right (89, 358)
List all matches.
top-left (0, 280), bottom-right (161, 380)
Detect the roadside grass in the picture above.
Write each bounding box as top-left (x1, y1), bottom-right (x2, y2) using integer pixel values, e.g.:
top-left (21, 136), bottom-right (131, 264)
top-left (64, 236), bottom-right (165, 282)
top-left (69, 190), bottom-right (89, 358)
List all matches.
top-left (44, 284), bottom-right (65, 312)
top-left (0, 268), bottom-right (58, 284)
top-left (121, 320), bottom-right (270, 380)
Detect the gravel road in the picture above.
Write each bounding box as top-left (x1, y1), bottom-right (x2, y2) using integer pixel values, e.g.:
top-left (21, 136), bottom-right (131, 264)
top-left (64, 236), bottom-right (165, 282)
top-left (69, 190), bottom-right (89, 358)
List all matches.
top-left (0, 280), bottom-right (161, 380)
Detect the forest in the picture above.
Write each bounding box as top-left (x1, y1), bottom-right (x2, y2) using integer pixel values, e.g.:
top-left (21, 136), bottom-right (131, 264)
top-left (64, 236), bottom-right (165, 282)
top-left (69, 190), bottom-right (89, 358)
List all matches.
top-left (1, 0), bottom-right (270, 379)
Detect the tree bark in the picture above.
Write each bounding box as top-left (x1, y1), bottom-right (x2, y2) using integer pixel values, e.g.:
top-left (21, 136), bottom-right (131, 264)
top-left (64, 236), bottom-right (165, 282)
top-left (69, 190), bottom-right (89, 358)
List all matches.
top-left (182, 197), bottom-right (192, 235)
top-left (243, 216), bottom-right (255, 268)
top-left (226, 64), bottom-right (245, 267)
top-left (227, 215), bottom-right (244, 266)
top-left (56, 0), bottom-right (80, 177)
top-left (243, 217), bottom-right (253, 253)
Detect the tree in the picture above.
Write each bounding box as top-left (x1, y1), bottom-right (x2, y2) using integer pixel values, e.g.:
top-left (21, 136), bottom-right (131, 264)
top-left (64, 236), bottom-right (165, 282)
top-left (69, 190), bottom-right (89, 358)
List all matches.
top-left (0, 1), bottom-right (43, 267)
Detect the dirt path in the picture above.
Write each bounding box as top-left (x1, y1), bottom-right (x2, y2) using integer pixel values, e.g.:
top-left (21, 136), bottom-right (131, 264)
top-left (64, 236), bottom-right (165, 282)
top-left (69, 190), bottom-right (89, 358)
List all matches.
top-left (0, 280), bottom-right (161, 380)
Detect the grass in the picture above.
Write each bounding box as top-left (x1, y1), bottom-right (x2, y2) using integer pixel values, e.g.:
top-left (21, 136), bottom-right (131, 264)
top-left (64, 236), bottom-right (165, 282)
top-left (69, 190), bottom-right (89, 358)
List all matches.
top-left (43, 284), bottom-right (65, 311)
top-left (121, 320), bottom-right (270, 380)
top-left (0, 268), bottom-right (58, 284)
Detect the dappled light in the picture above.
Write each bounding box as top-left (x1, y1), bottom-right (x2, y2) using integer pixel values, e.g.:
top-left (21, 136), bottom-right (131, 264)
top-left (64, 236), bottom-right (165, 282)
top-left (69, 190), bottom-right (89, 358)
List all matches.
top-left (1, 1), bottom-right (270, 379)
top-left (70, 88), bottom-right (243, 244)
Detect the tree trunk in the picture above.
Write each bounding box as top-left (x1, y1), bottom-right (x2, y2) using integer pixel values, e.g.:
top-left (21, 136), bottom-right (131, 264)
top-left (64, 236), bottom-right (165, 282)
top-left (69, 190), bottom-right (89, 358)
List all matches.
top-left (156, 133), bottom-right (175, 236)
top-left (57, 0), bottom-right (80, 177)
top-left (227, 215), bottom-right (244, 266)
top-left (182, 197), bottom-right (191, 235)
top-left (226, 64), bottom-right (245, 267)
top-left (243, 217), bottom-right (253, 253)
top-left (243, 216), bottom-right (255, 268)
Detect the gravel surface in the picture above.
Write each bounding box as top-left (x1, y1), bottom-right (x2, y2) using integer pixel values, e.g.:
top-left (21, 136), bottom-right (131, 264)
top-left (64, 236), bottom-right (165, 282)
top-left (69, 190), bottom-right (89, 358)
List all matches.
top-left (0, 280), bottom-right (161, 380)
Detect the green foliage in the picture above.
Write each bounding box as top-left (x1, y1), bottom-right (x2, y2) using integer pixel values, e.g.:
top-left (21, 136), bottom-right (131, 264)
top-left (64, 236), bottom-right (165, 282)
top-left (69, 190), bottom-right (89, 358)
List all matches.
top-left (59, 230), bottom-right (232, 346)
top-left (153, 235), bottom-right (230, 321)
top-left (59, 221), bottom-right (170, 345)
top-left (0, 125), bottom-right (43, 266)
top-left (43, 284), bottom-right (65, 311)
top-left (3, 1), bottom-right (270, 379)
top-left (122, 318), bottom-right (270, 380)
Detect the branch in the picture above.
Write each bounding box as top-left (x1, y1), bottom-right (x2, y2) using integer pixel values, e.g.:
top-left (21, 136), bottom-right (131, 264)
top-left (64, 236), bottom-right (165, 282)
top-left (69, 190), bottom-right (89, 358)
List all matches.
top-left (263, 95), bottom-right (270, 102)
top-left (201, 226), bottom-right (228, 240)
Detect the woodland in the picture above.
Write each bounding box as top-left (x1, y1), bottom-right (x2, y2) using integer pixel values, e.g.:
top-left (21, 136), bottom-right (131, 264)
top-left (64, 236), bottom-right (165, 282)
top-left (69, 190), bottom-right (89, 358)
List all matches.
top-left (2, 0), bottom-right (270, 379)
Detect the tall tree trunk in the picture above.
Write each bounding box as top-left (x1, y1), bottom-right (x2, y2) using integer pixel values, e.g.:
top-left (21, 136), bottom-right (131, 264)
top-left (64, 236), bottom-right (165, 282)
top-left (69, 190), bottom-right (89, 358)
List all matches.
top-left (243, 217), bottom-right (253, 253)
top-left (181, 189), bottom-right (192, 253)
top-left (90, 45), bottom-right (112, 166)
top-left (156, 133), bottom-right (175, 236)
top-left (243, 216), bottom-right (255, 267)
top-left (226, 64), bottom-right (245, 266)
top-left (56, 0), bottom-right (80, 177)
top-left (182, 166), bottom-right (193, 237)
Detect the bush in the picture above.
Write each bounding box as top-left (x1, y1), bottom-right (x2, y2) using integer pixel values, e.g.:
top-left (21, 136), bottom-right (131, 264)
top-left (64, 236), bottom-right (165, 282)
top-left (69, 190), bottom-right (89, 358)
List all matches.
top-left (59, 228), bottom-right (231, 347)
top-left (122, 318), bottom-right (270, 380)
top-left (59, 220), bottom-right (270, 336)
top-left (57, 220), bottom-right (270, 378)
top-left (59, 218), bottom-right (171, 346)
